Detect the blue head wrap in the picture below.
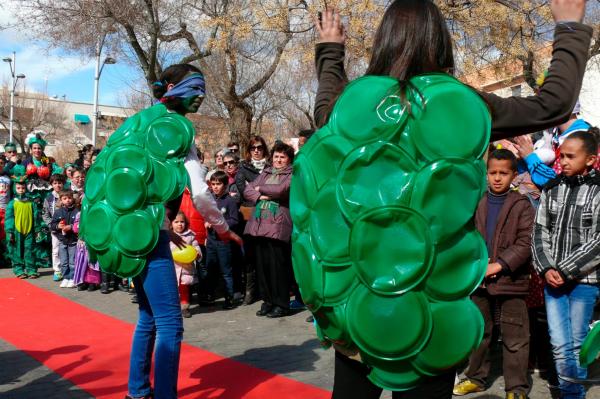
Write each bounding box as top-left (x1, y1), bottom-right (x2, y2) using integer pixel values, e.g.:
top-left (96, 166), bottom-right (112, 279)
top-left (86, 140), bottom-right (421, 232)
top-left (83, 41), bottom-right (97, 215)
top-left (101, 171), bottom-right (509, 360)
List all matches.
top-left (160, 73), bottom-right (206, 101)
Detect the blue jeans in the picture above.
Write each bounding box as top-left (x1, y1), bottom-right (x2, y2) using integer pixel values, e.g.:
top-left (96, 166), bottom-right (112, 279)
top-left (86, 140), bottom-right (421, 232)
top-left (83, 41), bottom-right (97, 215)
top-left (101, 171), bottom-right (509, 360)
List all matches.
top-left (205, 237), bottom-right (234, 297)
top-left (128, 232), bottom-right (183, 399)
top-left (59, 241), bottom-right (77, 279)
top-left (545, 283), bottom-right (600, 399)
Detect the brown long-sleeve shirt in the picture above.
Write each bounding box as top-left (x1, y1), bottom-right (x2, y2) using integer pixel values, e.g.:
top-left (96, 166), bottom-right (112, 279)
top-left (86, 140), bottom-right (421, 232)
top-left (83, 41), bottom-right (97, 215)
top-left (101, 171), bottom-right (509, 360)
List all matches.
top-left (314, 22), bottom-right (593, 140)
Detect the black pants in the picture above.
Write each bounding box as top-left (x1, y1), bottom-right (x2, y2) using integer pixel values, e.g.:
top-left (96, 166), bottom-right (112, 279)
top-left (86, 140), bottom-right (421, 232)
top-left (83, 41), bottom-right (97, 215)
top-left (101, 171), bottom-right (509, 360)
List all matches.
top-left (254, 237), bottom-right (291, 309)
top-left (332, 351), bottom-right (455, 399)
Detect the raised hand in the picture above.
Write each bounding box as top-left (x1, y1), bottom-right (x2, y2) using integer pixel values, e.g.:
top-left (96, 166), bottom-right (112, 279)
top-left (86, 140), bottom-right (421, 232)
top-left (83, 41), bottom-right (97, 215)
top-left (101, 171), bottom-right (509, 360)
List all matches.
top-left (314, 9), bottom-right (346, 44)
top-left (551, 0), bottom-right (586, 23)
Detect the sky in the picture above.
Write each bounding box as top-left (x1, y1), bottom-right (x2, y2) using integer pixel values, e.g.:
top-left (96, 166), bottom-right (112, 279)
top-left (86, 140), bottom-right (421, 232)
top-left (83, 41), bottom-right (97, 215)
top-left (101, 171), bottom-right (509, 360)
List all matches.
top-left (0, 5), bottom-right (138, 107)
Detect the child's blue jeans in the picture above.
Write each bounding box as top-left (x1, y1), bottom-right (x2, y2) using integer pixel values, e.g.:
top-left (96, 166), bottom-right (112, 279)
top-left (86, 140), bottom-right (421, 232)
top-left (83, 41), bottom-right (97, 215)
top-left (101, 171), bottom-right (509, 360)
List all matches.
top-left (58, 241), bottom-right (77, 279)
top-left (205, 237), bottom-right (234, 297)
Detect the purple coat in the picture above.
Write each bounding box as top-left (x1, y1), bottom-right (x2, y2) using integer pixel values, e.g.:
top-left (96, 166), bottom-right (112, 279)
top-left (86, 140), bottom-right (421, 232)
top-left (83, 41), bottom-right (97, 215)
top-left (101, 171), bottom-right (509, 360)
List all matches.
top-left (243, 165), bottom-right (293, 242)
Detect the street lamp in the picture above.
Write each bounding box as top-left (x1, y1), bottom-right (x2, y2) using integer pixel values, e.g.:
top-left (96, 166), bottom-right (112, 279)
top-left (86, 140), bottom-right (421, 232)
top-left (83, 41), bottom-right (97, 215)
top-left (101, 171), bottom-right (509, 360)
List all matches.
top-left (91, 37), bottom-right (116, 147)
top-left (3, 52), bottom-right (26, 143)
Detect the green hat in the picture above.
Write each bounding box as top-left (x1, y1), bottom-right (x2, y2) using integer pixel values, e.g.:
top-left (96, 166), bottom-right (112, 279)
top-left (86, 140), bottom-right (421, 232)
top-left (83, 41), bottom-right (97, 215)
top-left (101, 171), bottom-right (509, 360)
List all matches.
top-left (10, 163), bottom-right (27, 184)
top-left (4, 142), bottom-right (16, 151)
top-left (27, 134), bottom-right (47, 149)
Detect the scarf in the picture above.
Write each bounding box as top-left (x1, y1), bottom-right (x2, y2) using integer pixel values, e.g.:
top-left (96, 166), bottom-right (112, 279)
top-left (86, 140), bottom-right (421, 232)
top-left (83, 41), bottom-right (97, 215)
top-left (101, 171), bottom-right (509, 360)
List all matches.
top-left (251, 158), bottom-right (267, 173)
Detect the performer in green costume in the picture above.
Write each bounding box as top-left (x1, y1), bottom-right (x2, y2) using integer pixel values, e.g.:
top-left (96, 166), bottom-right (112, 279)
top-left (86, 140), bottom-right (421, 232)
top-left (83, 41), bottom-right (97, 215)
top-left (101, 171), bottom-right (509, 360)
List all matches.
top-left (294, 2), bottom-right (591, 398)
top-left (5, 174), bottom-right (44, 278)
top-left (80, 64), bottom-right (241, 399)
top-left (21, 134), bottom-right (55, 270)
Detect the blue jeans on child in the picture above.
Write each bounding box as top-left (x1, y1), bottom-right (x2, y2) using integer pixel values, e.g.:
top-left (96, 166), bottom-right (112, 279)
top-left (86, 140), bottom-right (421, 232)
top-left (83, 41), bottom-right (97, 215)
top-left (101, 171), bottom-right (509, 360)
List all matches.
top-left (59, 242), bottom-right (77, 279)
top-left (205, 237), bottom-right (234, 297)
top-left (128, 231), bottom-right (183, 399)
top-left (545, 283), bottom-right (600, 399)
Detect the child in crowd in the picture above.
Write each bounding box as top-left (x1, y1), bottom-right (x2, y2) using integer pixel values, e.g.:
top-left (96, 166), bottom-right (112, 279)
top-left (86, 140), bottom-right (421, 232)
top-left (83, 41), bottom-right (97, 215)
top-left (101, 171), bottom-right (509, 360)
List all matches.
top-left (70, 167), bottom-right (85, 202)
top-left (454, 150), bottom-right (534, 399)
top-left (204, 171), bottom-right (240, 310)
top-left (73, 208), bottom-right (101, 291)
top-left (42, 174), bottom-right (66, 281)
top-left (169, 211), bottom-right (200, 318)
top-left (5, 180), bottom-right (44, 278)
top-left (50, 190), bottom-right (79, 288)
top-left (532, 129), bottom-right (600, 399)
top-left (0, 176), bottom-right (11, 267)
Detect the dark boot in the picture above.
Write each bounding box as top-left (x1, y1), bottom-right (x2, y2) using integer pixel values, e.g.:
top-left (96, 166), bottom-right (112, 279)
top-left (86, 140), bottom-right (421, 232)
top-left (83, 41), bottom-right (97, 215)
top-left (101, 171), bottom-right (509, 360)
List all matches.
top-left (223, 296), bottom-right (235, 310)
top-left (243, 270), bottom-right (258, 305)
top-left (100, 272), bottom-right (110, 294)
top-left (256, 302), bottom-right (272, 316)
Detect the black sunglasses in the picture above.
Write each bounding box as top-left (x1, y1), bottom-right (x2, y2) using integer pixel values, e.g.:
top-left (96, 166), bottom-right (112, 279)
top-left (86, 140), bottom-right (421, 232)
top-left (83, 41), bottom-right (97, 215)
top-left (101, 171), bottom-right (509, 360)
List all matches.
top-left (223, 160), bottom-right (238, 166)
top-left (250, 145), bottom-right (264, 151)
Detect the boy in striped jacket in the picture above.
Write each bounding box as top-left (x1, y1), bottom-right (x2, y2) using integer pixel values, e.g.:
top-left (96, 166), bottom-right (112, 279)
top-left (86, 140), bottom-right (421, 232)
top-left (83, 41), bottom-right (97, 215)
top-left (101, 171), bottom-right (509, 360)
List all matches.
top-left (532, 128), bottom-right (600, 399)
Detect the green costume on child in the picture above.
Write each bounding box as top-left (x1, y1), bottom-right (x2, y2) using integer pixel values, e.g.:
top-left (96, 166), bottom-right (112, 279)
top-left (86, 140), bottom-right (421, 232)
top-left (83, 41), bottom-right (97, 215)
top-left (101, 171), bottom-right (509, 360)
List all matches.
top-left (5, 186), bottom-right (44, 277)
top-left (290, 74), bottom-right (491, 390)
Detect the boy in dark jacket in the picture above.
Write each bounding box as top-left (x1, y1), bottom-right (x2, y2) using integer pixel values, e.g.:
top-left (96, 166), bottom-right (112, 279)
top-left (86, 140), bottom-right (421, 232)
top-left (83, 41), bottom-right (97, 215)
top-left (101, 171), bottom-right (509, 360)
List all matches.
top-left (50, 189), bottom-right (79, 288)
top-left (454, 150), bottom-right (534, 399)
top-left (204, 171), bottom-right (240, 309)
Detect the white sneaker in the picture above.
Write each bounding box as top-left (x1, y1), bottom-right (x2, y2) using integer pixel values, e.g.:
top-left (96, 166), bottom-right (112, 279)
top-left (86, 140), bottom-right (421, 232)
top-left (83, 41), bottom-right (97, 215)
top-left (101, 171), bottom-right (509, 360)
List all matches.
top-left (60, 279), bottom-right (69, 288)
top-left (66, 279), bottom-right (76, 288)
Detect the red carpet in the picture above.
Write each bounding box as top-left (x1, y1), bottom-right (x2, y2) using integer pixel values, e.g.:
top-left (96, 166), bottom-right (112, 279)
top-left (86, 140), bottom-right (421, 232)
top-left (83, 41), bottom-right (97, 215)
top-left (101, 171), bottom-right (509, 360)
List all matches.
top-left (0, 278), bottom-right (330, 398)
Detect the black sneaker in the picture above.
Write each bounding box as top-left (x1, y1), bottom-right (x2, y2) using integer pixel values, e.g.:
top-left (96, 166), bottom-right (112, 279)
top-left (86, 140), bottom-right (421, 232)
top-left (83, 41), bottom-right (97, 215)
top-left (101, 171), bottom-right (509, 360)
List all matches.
top-left (131, 294), bottom-right (138, 304)
top-left (77, 284), bottom-right (88, 291)
top-left (182, 308), bottom-right (192, 318)
top-left (87, 284), bottom-right (97, 292)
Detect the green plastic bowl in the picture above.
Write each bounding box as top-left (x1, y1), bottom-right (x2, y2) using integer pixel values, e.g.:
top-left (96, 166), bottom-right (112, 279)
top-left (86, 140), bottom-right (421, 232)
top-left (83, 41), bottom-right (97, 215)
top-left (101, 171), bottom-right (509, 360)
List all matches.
top-left (336, 141), bottom-right (417, 223)
top-left (346, 285), bottom-right (432, 361)
top-left (349, 206), bottom-right (433, 295)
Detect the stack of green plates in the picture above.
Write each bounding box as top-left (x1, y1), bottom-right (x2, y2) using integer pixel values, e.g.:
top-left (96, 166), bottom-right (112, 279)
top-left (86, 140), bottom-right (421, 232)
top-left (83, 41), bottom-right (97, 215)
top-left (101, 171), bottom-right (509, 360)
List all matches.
top-left (290, 73), bottom-right (491, 390)
top-left (80, 104), bottom-right (193, 277)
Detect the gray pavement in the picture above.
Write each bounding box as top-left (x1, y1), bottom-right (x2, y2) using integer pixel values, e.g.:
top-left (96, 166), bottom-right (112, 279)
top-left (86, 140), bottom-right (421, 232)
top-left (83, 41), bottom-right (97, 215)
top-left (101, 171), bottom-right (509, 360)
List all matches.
top-left (1, 267), bottom-right (600, 398)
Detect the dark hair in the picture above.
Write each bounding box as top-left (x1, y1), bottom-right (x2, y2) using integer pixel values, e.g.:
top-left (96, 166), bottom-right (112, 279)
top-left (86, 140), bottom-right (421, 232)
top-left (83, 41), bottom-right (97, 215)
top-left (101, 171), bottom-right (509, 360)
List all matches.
top-left (223, 152), bottom-right (240, 163)
top-left (72, 166), bottom-right (85, 176)
top-left (488, 149), bottom-right (518, 172)
top-left (210, 170), bottom-right (229, 185)
top-left (15, 181), bottom-right (26, 187)
top-left (298, 129), bottom-right (315, 139)
top-left (245, 136), bottom-right (270, 161)
top-left (564, 128), bottom-right (600, 156)
top-left (227, 141), bottom-right (239, 148)
top-left (59, 189), bottom-right (74, 199)
top-left (152, 64), bottom-right (203, 111)
top-left (172, 211), bottom-right (189, 230)
top-left (49, 174), bottom-right (67, 184)
top-left (271, 142), bottom-right (295, 164)
top-left (366, 0), bottom-right (454, 81)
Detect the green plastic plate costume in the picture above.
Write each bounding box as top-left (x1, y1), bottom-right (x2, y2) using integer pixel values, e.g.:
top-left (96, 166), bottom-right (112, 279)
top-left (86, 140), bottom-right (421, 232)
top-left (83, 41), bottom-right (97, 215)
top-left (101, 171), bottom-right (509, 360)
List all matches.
top-left (290, 74), bottom-right (491, 390)
top-left (80, 103), bottom-right (194, 278)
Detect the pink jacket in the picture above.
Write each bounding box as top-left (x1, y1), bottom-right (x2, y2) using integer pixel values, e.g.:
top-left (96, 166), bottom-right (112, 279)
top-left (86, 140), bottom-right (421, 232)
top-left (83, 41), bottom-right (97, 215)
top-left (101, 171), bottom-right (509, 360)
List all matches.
top-left (169, 229), bottom-right (201, 286)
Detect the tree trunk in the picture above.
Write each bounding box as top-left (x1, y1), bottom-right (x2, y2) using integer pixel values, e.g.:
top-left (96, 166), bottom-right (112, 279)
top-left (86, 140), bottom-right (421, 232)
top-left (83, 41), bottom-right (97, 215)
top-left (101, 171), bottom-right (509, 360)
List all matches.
top-left (226, 102), bottom-right (253, 149)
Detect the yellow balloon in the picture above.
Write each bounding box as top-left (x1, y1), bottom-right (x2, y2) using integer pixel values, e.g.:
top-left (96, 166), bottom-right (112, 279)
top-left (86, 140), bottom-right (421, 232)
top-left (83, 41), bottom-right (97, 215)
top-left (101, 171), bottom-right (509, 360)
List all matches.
top-left (172, 245), bottom-right (198, 264)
